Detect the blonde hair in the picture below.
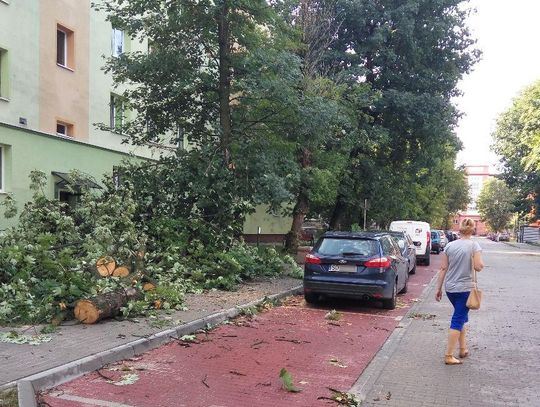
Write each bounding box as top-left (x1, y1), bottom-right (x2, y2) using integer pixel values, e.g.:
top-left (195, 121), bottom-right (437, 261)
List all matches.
top-left (459, 218), bottom-right (475, 236)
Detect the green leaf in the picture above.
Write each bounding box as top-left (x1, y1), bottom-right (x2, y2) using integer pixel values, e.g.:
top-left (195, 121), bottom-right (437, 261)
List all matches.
top-left (279, 368), bottom-right (301, 393)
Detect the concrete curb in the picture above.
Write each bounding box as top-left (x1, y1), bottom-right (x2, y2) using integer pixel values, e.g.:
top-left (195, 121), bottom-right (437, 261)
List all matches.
top-left (348, 273), bottom-right (438, 402)
top-left (16, 285), bottom-right (302, 407)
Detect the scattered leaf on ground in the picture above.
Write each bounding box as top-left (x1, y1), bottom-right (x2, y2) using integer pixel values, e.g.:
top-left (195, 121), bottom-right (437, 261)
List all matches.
top-left (409, 313), bottom-right (436, 320)
top-left (0, 331), bottom-right (52, 346)
top-left (279, 368), bottom-right (301, 393)
top-left (325, 310), bottom-right (342, 321)
top-left (318, 388), bottom-right (361, 406)
top-left (179, 334), bottom-right (197, 342)
top-left (329, 358), bottom-right (348, 368)
top-left (109, 373), bottom-right (139, 386)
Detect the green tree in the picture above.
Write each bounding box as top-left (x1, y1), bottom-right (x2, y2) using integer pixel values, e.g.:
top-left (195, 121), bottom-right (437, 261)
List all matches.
top-left (492, 80), bottom-right (540, 220)
top-left (476, 178), bottom-right (515, 232)
top-left (326, 0), bottom-right (479, 229)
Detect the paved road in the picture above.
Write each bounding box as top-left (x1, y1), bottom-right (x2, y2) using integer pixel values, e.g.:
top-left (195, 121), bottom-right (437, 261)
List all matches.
top-left (39, 257), bottom-right (440, 406)
top-left (354, 237), bottom-right (540, 407)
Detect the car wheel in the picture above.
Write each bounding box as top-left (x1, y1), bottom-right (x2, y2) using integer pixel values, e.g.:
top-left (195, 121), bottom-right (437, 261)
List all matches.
top-left (400, 276), bottom-right (408, 294)
top-left (424, 256), bottom-right (430, 266)
top-left (382, 282), bottom-right (397, 310)
top-left (435, 248), bottom-right (440, 254)
top-left (410, 262), bottom-right (416, 274)
top-left (304, 293), bottom-right (318, 304)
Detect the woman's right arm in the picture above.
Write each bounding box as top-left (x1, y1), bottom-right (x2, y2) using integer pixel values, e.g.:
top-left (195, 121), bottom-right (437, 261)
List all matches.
top-left (473, 251), bottom-right (484, 272)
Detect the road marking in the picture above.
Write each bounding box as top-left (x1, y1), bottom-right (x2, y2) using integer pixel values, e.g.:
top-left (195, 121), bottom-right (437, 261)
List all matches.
top-left (48, 391), bottom-right (141, 407)
top-left (483, 250), bottom-right (540, 256)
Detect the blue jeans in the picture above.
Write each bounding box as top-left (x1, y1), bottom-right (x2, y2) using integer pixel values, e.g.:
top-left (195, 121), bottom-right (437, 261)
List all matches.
top-left (446, 291), bottom-right (470, 331)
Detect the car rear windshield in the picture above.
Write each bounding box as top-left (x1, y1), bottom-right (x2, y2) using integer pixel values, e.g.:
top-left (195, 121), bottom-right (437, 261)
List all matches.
top-left (316, 238), bottom-right (379, 256)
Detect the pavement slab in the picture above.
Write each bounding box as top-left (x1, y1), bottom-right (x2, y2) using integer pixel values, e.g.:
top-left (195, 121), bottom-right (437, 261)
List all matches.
top-left (355, 238), bottom-right (540, 407)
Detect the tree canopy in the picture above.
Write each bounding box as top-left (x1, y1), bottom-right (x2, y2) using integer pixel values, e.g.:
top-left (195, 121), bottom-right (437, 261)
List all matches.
top-left (476, 178), bottom-right (515, 232)
top-left (492, 79), bottom-right (540, 221)
top-left (92, 0), bottom-right (477, 250)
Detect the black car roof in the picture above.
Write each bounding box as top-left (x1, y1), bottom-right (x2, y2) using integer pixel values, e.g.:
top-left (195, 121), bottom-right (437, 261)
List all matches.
top-left (321, 231), bottom-right (389, 240)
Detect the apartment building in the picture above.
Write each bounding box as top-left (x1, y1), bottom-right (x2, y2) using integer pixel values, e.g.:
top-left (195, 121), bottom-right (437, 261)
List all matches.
top-left (0, 0), bottom-right (157, 228)
top-left (451, 165), bottom-right (494, 235)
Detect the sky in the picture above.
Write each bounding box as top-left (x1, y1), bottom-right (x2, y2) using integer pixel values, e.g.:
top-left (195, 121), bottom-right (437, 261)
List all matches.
top-left (454, 0), bottom-right (540, 169)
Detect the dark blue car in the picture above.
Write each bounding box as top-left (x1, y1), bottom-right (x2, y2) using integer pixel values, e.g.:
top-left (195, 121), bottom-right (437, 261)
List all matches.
top-left (431, 231), bottom-right (441, 254)
top-left (303, 231), bottom-right (409, 310)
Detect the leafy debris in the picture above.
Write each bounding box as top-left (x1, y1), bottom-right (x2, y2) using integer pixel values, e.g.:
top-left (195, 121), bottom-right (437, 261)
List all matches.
top-left (318, 388), bottom-right (361, 406)
top-left (279, 368), bottom-right (301, 393)
top-left (329, 358), bottom-right (348, 368)
top-left (0, 331), bottom-right (52, 346)
top-left (325, 310), bottom-right (342, 321)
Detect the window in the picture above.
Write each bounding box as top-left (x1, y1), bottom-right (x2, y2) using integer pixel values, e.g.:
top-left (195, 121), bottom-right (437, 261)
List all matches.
top-left (112, 28), bottom-right (124, 57)
top-left (0, 48), bottom-right (8, 98)
top-left (0, 146), bottom-right (4, 192)
top-left (381, 237), bottom-right (397, 256)
top-left (56, 120), bottom-right (74, 137)
top-left (57, 24), bottom-right (74, 69)
top-left (110, 94), bottom-right (125, 132)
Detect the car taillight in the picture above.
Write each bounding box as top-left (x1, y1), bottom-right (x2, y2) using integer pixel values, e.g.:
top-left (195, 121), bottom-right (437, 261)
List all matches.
top-left (364, 257), bottom-right (391, 268)
top-left (427, 231), bottom-right (430, 245)
top-left (305, 253), bottom-right (321, 264)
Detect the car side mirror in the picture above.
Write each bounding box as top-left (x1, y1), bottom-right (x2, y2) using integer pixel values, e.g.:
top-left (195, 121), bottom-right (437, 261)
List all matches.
top-left (413, 241), bottom-right (421, 247)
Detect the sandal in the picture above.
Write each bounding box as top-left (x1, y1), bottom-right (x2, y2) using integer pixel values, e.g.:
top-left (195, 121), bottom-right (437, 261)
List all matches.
top-left (445, 355), bottom-right (462, 365)
top-left (459, 348), bottom-right (469, 358)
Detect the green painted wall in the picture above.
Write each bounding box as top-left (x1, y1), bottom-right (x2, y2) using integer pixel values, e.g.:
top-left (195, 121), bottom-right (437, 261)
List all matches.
top-left (0, 0), bottom-right (40, 128)
top-left (0, 123), bottom-right (142, 229)
top-left (243, 205), bottom-right (292, 235)
top-left (88, 7), bottom-right (156, 159)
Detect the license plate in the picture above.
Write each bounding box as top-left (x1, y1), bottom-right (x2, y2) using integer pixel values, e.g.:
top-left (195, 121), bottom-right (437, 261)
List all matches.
top-left (328, 264), bottom-right (357, 273)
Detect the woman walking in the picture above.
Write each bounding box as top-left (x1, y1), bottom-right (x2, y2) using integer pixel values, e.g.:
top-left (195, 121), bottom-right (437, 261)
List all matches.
top-left (435, 218), bottom-right (484, 365)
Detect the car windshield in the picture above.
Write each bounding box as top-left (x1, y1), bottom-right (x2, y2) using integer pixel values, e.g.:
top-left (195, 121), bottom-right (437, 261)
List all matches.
top-left (431, 232), bottom-right (438, 239)
top-left (317, 238), bottom-right (379, 256)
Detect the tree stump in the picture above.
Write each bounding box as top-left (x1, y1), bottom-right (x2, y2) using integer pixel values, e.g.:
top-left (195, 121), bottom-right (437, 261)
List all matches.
top-left (74, 288), bottom-right (142, 324)
top-left (112, 265), bottom-right (130, 278)
top-left (96, 256), bottom-right (116, 277)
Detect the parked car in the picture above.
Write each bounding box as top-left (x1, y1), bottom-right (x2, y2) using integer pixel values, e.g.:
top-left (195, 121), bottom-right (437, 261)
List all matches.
top-left (303, 231), bottom-right (409, 309)
top-left (389, 220), bottom-right (431, 266)
top-left (387, 231), bottom-right (417, 274)
top-left (445, 230), bottom-right (455, 242)
top-left (437, 230), bottom-right (448, 249)
top-left (431, 231), bottom-right (442, 254)
top-left (498, 231), bottom-right (510, 241)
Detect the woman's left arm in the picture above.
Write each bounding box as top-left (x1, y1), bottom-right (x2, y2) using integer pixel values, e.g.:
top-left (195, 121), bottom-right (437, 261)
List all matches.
top-left (435, 253), bottom-right (449, 302)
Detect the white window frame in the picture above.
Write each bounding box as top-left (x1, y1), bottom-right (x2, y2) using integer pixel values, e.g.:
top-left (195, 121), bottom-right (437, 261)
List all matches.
top-left (0, 47), bottom-right (8, 100)
top-left (57, 28), bottom-right (67, 67)
top-left (56, 122), bottom-right (67, 136)
top-left (111, 28), bottom-right (124, 57)
top-left (0, 146), bottom-right (4, 193)
top-left (110, 94), bottom-right (125, 132)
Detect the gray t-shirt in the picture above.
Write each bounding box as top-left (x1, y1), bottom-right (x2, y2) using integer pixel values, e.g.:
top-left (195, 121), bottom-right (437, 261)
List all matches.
top-left (443, 239), bottom-right (482, 293)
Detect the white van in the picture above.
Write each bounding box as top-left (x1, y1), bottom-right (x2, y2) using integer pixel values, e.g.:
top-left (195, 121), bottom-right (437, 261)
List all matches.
top-left (389, 220), bottom-right (431, 266)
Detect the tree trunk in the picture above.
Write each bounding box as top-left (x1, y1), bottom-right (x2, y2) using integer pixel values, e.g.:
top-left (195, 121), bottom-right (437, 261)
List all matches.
top-left (284, 189), bottom-right (310, 254)
top-left (285, 147), bottom-right (312, 254)
top-left (217, 0), bottom-right (232, 166)
top-left (328, 192), bottom-right (348, 231)
top-left (74, 288), bottom-right (143, 324)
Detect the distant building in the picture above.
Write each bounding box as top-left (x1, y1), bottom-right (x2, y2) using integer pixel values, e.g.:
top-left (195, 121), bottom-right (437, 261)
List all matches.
top-left (452, 165), bottom-right (495, 235)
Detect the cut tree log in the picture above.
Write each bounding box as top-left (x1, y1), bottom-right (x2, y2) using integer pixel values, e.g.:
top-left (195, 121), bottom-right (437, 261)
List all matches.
top-left (143, 282), bottom-right (156, 292)
top-left (112, 265), bottom-right (130, 278)
top-left (74, 287), bottom-right (143, 324)
top-left (96, 256), bottom-right (116, 277)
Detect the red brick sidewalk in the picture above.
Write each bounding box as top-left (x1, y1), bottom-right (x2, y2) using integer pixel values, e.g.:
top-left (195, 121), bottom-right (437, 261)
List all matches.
top-left (41, 257), bottom-right (440, 407)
